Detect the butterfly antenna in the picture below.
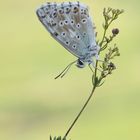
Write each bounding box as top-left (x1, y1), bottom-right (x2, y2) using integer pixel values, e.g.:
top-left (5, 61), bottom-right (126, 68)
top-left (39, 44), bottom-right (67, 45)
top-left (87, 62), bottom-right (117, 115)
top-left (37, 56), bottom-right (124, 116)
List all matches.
top-left (60, 65), bottom-right (71, 78)
top-left (54, 60), bottom-right (77, 79)
top-left (90, 56), bottom-right (110, 72)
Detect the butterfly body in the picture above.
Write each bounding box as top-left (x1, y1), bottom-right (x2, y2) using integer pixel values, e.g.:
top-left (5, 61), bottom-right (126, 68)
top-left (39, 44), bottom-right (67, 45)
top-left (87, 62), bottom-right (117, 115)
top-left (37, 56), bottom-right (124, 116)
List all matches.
top-left (36, 2), bottom-right (100, 68)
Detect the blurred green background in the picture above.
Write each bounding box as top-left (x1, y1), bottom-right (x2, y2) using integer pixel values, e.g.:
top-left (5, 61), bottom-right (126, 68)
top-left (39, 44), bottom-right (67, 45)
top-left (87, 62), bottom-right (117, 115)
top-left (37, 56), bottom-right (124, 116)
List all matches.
top-left (0, 0), bottom-right (140, 140)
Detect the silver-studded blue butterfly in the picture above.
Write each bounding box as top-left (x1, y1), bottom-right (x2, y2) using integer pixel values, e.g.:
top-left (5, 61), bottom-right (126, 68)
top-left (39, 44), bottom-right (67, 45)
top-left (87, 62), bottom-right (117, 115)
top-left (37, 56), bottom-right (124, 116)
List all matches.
top-left (36, 2), bottom-right (100, 78)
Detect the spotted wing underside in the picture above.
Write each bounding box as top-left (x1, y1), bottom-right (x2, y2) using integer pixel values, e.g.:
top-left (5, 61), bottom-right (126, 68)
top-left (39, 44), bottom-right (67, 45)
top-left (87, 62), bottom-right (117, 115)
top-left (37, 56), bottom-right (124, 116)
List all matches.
top-left (36, 2), bottom-right (97, 59)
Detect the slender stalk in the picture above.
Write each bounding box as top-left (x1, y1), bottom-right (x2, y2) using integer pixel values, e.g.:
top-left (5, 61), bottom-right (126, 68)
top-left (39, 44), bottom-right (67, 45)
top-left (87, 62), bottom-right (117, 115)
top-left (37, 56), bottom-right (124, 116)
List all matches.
top-left (99, 28), bottom-right (107, 47)
top-left (63, 85), bottom-right (96, 140)
top-left (95, 27), bottom-right (106, 78)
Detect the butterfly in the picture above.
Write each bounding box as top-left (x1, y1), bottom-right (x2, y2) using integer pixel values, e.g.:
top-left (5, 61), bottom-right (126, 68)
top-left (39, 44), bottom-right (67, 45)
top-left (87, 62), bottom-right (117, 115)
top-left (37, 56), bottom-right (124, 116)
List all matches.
top-left (36, 1), bottom-right (100, 78)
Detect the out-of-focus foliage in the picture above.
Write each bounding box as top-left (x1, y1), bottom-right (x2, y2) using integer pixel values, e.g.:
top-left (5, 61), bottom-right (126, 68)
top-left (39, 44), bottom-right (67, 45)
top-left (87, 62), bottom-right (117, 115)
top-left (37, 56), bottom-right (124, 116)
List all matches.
top-left (0, 0), bottom-right (140, 140)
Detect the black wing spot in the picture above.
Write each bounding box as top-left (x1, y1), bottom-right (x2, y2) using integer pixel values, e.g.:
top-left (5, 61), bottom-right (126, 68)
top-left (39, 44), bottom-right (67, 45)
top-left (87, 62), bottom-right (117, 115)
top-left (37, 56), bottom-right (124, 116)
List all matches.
top-left (54, 32), bottom-right (58, 37)
top-left (76, 35), bottom-right (80, 40)
top-left (71, 20), bottom-right (74, 25)
top-left (73, 6), bottom-right (79, 13)
top-left (61, 32), bottom-right (66, 37)
top-left (72, 44), bottom-right (77, 49)
top-left (65, 7), bottom-right (71, 14)
top-left (59, 21), bottom-right (64, 26)
top-left (47, 2), bottom-right (51, 7)
top-left (83, 32), bottom-right (86, 36)
top-left (76, 23), bottom-right (81, 28)
top-left (69, 2), bottom-right (72, 7)
top-left (59, 9), bottom-right (64, 14)
top-left (65, 41), bottom-right (70, 45)
top-left (52, 12), bottom-right (57, 18)
top-left (82, 19), bottom-right (87, 23)
top-left (64, 20), bottom-right (69, 25)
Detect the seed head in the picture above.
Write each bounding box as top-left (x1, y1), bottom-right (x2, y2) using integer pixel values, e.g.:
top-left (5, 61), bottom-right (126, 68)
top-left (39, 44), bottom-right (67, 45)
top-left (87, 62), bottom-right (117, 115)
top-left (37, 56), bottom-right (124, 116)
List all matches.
top-left (112, 28), bottom-right (119, 35)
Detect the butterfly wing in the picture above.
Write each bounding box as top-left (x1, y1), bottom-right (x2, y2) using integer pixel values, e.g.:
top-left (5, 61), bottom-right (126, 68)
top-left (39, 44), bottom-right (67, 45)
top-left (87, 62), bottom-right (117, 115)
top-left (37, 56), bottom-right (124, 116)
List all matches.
top-left (36, 2), bottom-right (98, 60)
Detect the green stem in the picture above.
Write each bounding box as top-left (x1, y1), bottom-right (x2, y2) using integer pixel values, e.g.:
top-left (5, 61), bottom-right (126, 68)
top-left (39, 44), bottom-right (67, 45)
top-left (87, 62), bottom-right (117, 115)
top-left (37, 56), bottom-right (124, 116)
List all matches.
top-left (63, 85), bottom-right (96, 140)
top-left (100, 18), bottom-right (114, 48)
top-left (99, 28), bottom-right (107, 47)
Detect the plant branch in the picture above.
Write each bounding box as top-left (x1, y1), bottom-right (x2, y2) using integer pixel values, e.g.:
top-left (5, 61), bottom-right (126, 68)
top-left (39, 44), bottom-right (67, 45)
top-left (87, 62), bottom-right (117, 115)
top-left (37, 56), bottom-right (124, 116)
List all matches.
top-left (63, 84), bottom-right (96, 140)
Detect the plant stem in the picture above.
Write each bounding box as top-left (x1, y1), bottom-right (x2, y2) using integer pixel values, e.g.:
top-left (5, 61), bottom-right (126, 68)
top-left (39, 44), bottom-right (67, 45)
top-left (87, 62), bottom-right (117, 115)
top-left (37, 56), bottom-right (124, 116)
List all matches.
top-left (100, 28), bottom-right (107, 47)
top-left (63, 85), bottom-right (96, 140)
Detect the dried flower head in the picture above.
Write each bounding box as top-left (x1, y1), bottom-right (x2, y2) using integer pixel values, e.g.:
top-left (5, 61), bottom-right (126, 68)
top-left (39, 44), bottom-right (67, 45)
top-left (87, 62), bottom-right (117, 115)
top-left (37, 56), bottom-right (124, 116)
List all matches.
top-left (112, 28), bottom-right (119, 35)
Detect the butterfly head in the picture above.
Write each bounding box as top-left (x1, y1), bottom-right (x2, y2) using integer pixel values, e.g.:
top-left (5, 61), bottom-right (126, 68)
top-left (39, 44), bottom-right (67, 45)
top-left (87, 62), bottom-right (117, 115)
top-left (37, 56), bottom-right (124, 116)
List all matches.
top-left (76, 59), bottom-right (85, 68)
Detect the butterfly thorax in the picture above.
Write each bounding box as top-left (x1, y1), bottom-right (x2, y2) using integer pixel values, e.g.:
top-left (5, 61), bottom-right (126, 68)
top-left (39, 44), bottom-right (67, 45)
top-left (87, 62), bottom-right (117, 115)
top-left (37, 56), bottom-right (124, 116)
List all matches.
top-left (76, 43), bottom-right (100, 68)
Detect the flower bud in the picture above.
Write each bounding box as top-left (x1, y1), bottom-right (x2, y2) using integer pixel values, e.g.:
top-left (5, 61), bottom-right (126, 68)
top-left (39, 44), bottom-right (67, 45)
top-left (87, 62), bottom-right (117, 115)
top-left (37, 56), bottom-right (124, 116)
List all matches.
top-left (112, 28), bottom-right (119, 35)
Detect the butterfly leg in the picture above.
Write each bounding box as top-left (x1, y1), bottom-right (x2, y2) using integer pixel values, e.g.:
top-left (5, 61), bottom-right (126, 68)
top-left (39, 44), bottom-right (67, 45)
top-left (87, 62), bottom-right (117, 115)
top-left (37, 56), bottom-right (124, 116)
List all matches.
top-left (88, 64), bottom-right (94, 73)
top-left (96, 55), bottom-right (111, 65)
top-left (87, 57), bottom-right (102, 72)
top-left (91, 62), bottom-right (102, 72)
top-left (95, 55), bottom-right (104, 63)
top-left (54, 60), bottom-right (77, 79)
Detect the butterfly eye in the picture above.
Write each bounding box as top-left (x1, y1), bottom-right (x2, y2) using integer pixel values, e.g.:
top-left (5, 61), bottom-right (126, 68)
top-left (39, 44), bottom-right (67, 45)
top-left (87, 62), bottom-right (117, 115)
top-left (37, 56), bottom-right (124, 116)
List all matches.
top-left (72, 44), bottom-right (77, 49)
top-left (77, 59), bottom-right (84, 68)
top-left (59, 21), bottom-right (64, 26)
top-left (82, 18), bottom-right (87, 24)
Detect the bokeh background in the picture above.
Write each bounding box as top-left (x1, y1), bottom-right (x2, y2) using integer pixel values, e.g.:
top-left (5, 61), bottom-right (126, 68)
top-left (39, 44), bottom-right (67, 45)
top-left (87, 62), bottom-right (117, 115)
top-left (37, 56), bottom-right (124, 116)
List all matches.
top-left (0, 0), bottom-right (140, 140)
